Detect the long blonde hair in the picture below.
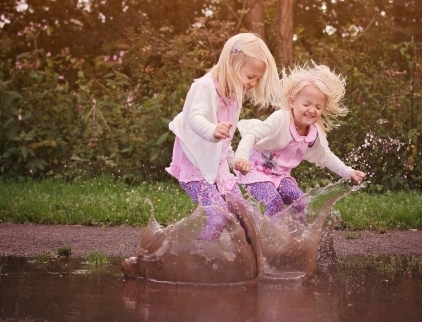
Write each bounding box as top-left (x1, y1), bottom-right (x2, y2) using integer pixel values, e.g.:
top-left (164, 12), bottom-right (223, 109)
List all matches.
top-left (209, 33), bottom-right (285, 110)
top-left (281, 62), bottom-right (349, 132)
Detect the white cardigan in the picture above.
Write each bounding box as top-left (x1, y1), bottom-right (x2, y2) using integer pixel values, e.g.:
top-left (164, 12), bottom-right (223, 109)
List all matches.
top-left (169, 74), bottom-right (240, 183)
top-left (235, 109), bottom-right (353, 179)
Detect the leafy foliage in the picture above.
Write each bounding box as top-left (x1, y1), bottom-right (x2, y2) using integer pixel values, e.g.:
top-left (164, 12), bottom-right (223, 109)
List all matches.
top-left (0, 0), bottom-right (421, 192)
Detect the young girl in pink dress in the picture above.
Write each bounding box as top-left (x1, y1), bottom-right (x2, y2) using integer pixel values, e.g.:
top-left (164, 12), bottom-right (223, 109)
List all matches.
top-left (234, 62), bottom-right (366, 219)
top-left (166, 33), bottom-right (284, 239)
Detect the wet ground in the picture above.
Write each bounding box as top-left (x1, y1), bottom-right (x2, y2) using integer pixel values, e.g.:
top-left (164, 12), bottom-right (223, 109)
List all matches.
top-left (2, 182), bottom-right (421, 321)
top-left (1, 223), bottom-right (421, 258)
top-left (1, 223), bottom-right (422, 322)
top-left (1, 255), bottom-right (422, 322)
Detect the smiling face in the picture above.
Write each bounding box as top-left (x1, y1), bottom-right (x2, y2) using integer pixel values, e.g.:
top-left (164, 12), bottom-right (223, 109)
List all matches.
top-left (290, 84), bottom-right (327, 132)
top-left (239, 57), bottom-right (266, 90)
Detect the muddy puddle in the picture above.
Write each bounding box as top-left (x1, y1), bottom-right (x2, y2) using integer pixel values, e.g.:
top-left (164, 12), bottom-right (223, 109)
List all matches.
top-left (1, 255), bottom-right (422, 322)
top-left (1, 181), bottom-right (422, 321)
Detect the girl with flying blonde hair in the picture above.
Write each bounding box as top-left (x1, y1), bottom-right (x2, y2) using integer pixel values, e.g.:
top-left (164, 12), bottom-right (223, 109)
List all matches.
top-left (234, 62), bottom-right (366, 219)
top-left (166, 33), bottom-right (283, 240)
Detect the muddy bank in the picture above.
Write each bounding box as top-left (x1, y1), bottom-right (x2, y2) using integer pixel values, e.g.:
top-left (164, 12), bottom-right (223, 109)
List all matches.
top-left (0, 223), bottom-right (421, 258)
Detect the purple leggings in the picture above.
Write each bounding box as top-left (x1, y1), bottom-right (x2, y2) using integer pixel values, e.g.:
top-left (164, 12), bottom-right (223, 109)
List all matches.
top-left (179, 181), bottom-right (244, 240)
top-left (244, 178), bottom-right (306, 217)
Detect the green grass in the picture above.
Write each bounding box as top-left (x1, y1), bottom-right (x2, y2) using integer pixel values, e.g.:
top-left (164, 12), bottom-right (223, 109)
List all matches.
top-left (57, 245), bottom-right (72, 258)
top-left (0, 176), bottom-right (195, 227)
top-left (334, 190), bottom-right (422, 230)
top-left (34, 253), bottom-right (51, 265)
top-left (86, 251), bottom-right (110, 267)
top-left (0, 176), bottom-right (421, 230)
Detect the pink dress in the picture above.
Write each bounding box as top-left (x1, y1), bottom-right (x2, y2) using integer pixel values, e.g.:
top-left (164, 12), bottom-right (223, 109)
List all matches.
top-left (166, 79), bottom-right (239, 195)
top-left (237, 120), bottom-right (318, 187)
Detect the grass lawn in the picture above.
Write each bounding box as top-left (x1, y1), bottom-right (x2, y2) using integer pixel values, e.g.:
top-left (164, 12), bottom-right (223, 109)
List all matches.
top-left (1, 176), bottom-right (421, 230)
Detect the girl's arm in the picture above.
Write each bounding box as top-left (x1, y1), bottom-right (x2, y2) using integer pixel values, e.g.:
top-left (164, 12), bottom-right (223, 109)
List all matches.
top-left (187, 81), bottom-right (220, 142)
top-left (235, 132), bottom-right (256, 161)
top-left (324, 155), bottom-right (354, 179)
top-left (234, 113), bottom-right (282, 174)
top-left (305, 128), bottom-right (360, 181)
top-left (320, 152), bottom-right (366, 184)
top-left (234, 133), bottom-right (256, 174)
top-left (227, 145), bottom-right (236, 169)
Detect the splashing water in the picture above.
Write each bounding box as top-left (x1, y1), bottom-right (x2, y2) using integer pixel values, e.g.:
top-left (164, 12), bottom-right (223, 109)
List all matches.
top-left (258, 180), bottom-right (361, 278)
top-left (121, 180), bottom-right (363, 284)
top-left (121, 203), bottom-right (258, 284)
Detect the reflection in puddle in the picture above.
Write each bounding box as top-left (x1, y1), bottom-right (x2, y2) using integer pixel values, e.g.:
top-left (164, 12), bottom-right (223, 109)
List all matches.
top-left (1, 256), bottom-right (422, 322)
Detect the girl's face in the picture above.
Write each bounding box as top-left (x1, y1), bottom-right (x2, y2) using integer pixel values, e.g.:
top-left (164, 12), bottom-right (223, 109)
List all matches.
top-left (290, 84), bottom-right (326, 130)
top-left (239, 58), bottom-right (266, 90)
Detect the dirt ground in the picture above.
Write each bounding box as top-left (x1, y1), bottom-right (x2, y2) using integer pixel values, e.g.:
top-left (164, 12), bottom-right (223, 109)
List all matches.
top-left (0, 223), bottom-right (421, 258)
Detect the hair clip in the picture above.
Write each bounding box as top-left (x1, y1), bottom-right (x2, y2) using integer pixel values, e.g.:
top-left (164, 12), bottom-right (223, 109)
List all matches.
top-left (232, 42), bottom-right (241, 53)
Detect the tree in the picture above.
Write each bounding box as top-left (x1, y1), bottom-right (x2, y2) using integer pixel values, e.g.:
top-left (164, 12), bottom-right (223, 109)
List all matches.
top-left (277, 0), bottom-right (294, 66)
top-left (244, 0), bottom-right (294, 66)
top-left (248, 0), bottom-right (266, 41)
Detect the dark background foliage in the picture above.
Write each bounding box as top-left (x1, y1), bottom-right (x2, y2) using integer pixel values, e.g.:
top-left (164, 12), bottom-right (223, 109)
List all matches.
top-left (0, 0), bottom-right (421, 192)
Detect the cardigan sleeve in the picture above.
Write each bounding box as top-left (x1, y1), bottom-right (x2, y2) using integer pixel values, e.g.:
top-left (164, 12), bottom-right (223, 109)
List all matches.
top-left (235, 132), bottom-right (257, 161)
top-left (235, 110), bottom-right (289, 160)
top-left (304, 133), bottom-right (353, 179)
top-left (324, 155), bottom-right (353, 179)
top-left (227, 144), bottom-right (236, 168)
top-left (187, 80), bottom-right (219, 143)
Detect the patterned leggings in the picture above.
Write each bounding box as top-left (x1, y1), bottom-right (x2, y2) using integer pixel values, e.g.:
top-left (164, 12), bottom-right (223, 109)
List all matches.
top-left (179, 181), bottom-right (245, 240)
top-left (244, 178), bottom-right (306, 218)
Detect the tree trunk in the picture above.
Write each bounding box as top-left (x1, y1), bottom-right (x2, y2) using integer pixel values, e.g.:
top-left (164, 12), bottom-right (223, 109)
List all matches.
top-left (277, 0), bottom-right (294, 67)
top-left (248, 0), bottom-right (266, 41)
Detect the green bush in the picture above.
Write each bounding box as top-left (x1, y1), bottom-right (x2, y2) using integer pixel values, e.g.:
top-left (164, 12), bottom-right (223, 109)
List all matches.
top-left (0, 10), bottom-right (421, 192)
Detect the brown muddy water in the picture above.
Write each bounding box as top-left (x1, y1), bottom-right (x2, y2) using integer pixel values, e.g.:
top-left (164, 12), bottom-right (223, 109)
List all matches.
top-left (0, 256), bottom-right (422, 322)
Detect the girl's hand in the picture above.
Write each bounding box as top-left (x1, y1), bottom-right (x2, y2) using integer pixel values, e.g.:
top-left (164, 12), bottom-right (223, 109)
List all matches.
top-left (235, 157), bottom-right (252, 175)
top-left (213, 122), bottom-right (233, 140)
top-left (350, 170), bottom-right (366, 184)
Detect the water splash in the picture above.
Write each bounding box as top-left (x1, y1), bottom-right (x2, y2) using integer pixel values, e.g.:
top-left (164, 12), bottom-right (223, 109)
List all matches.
top-left (121, 203), bottom-right (258, 284)
top-left (258, 180), bottom-right (360, 278)
top-left (122, 180), bottom-right (362, 283)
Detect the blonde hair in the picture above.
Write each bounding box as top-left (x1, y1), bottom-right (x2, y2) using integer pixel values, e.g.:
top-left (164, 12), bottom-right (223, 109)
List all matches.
top-left (209, 33), bottom-right (285, 110)
top-left (281, 61), bottom-right (348, 132)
